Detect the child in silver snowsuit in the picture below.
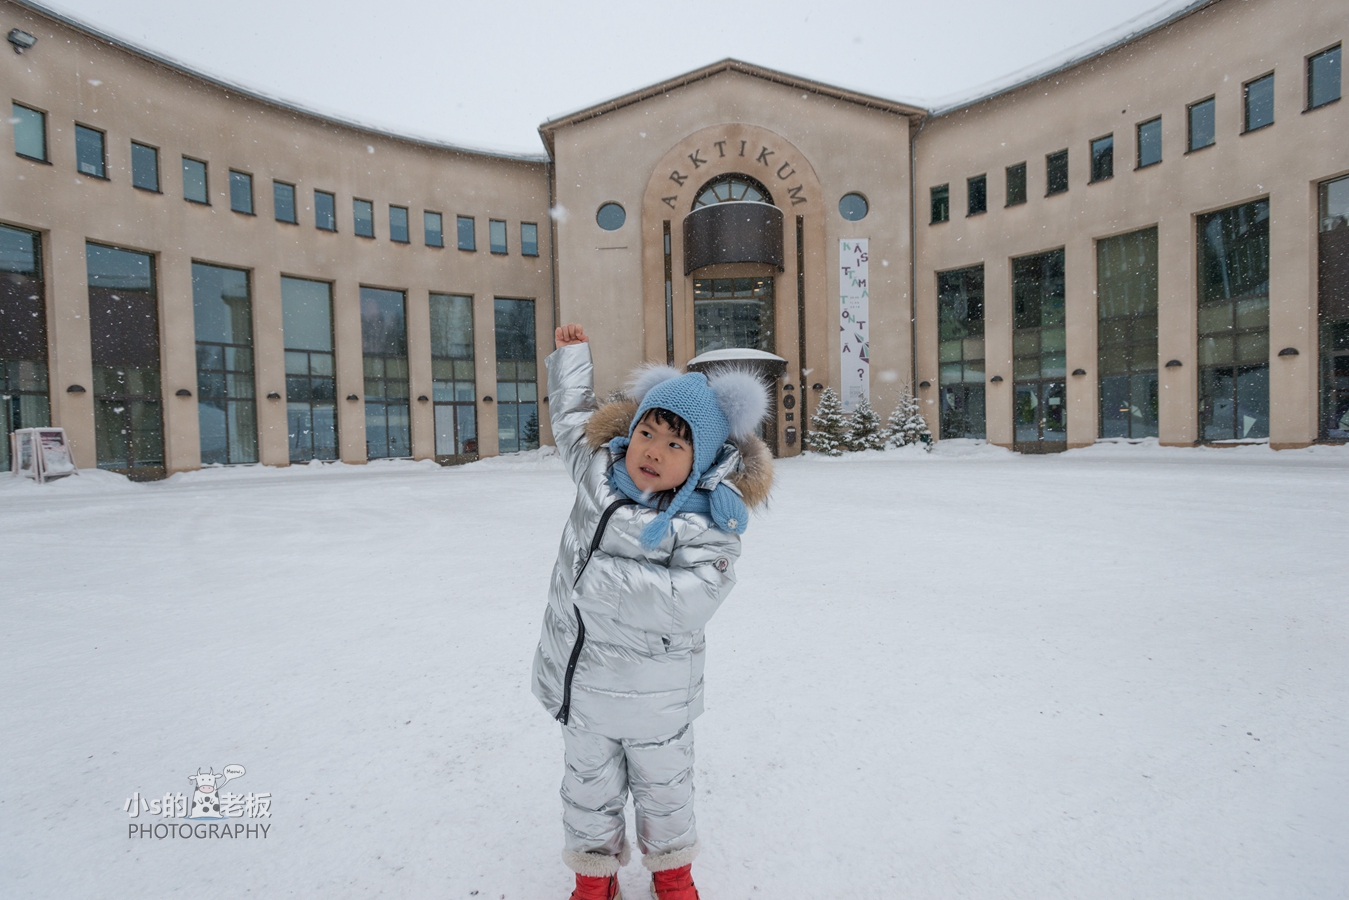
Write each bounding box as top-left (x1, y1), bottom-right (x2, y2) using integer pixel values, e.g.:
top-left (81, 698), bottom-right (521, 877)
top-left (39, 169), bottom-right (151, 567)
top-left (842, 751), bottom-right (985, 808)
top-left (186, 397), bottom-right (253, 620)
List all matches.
top-left (532, 325), bottom-right (773, 900)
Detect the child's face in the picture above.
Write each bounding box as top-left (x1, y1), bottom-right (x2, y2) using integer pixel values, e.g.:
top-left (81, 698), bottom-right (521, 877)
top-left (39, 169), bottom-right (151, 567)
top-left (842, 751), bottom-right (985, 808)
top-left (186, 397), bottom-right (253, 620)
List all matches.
top-left (625, 412), bottom-right (694, 495)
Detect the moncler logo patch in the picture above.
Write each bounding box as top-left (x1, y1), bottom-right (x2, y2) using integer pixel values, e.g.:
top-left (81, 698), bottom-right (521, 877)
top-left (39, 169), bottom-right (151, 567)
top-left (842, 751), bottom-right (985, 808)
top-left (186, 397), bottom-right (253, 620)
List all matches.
top-left (713, 557), bottom-right (730, 573)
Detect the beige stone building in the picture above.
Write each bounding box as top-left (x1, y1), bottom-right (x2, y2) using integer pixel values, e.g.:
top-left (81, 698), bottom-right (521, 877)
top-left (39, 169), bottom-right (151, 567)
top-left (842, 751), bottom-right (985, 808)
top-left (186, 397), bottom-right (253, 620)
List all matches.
top-left (2, 0), bottom-right (1345, 478)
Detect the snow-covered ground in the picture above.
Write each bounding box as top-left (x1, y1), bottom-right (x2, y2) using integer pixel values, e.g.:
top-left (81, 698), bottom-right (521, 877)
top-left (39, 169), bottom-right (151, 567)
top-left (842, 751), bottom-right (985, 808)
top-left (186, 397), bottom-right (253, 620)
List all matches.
top-left (2, 441), bottom-right (1347, 899)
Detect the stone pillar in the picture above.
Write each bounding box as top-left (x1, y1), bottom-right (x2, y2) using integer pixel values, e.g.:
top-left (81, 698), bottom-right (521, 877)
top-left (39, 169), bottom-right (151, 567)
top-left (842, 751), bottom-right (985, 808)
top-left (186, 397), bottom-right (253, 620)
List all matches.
top-left (474, 292), bottom-right (499, 458)
top-left (157, 248), bottom-right (200, 474)
top-left (984, 256), bottom-right (1014, 447)
top-left (406, 285), bottom-right (435, 460)
top-left (1065, 231), bottom-right (1098, 446)
top-left (334, 279), bottom-right (366, 463)
top-left (46, 229), bottom-right (95, 469)
top-left (1268, 182), bottom-right (1318, 448)
top-left (251, 264), bottom-right (289, 466)
top-left (1157, 210), bottom-right (1197, 445)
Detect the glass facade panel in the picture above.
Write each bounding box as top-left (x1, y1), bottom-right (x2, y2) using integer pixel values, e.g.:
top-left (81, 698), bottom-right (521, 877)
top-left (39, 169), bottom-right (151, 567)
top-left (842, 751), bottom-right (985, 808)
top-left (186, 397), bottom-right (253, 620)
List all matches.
top-left (1097, 227), bottom-right (1159, 438)
top-left (1318, 174), bottom-right (1349, 439)
top-left (490, 219), bottom-right (507, 254)
top-left (354, 199), bottom-right (374, 238)
top-left (930, 184), bottom-right (949, 223)
top-left (938, 266), bottom-right (986, 439)
top-left (521, 222), bottom-right (539, 256)
top-left (281, 277), bottom-right (337, 461)
top-left (1198, 199), bottom-right (1270, 440)
top-left (75, 125), bottom-right (105, 177)
top-left (1012, 249), bottom-right (1067, 449)
top-left (87, 243), bottom-right (163, 473)
top-left (315, 190), bottom-right (336, 231)
top-left (1244, 74), bottom-right (1275, 131)
top-left (273, 181), bottom-right (296, 223)
top-left (229, 171), bottom-right (253, 214)
top-left (1137, 118), bottom-right (1162, 168)
top-left (192, 263), bottom-right (256, 465)
top-left (967, 175), bottom-right (986, 216)
top-left (0, 224), bottom-right (50, 471)
top-left (458, 215), bottom-right (475, 250)
top-left (360, 287), bottom-right (409, 458)
top-left (390, 206), bottom-right (409, 243)
top-left (494, 298), bottom-right (537, 453)
top-left (1308, 45), bottom-right (1342, 110)
top-left (11, 103), bottom-right (46, 161)
top-left (1189, 98), bottom-right (1216, 151)
top-left (1006, 163), bottom-right (1027, 206)
top-left (430, 293), bottom-right (477, 456)
top-left (692, 276), bottom-right (775, 356)
top-left (1090, 135), bottom-right (1113, 182)
top-left (1046, 150), bottom-right (1069, 195)
top-left (425, 211), bottom-right (444, 247)
top-left (131, 141), bottom-right (159, 191)
top-left (182, 157), bottom-right (208, 203)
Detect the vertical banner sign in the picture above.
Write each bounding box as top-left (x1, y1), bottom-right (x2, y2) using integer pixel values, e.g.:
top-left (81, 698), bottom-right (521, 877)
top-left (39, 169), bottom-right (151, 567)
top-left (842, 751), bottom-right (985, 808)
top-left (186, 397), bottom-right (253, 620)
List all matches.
top-left (839, 239), bottom-right (869, 411)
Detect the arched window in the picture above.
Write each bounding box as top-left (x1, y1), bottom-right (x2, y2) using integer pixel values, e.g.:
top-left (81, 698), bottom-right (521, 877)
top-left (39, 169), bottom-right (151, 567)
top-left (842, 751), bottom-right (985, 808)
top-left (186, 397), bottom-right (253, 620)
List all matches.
top-left (691, 174), bottom-right (773, 210)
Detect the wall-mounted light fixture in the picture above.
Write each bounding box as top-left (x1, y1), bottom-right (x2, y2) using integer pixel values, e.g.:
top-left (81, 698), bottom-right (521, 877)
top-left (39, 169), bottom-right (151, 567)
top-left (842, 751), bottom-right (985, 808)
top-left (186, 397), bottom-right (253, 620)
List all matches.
top-left (346, 394), bottom-right (359, 401)
top-left (417, 394), bottom-right (429, 402)
top-left (918, 380), bottom-right (931, 388)
top-left (266, 391), bottom-right (281, 400)
top-left (542, 395), bottom-right (549, 403)
top-left (1072, 368), bottom-right (1087, 376)
top-left (8, 29), bottom-right (37, 54)
top-left (483, 396), bottom-right (494, 403)
top-left (990, 375), bottom-right (1004, 383)
top-left (66, 384), bottom-right (85, 393)
top-left (1165, 359), bottom-right (1183, 368)
top-left (811, 383), bottom-right (823, 390)
top-left (1278, 347), bottom-right (1299, 356)
top-left (175, 389), bottom-right (192, 397)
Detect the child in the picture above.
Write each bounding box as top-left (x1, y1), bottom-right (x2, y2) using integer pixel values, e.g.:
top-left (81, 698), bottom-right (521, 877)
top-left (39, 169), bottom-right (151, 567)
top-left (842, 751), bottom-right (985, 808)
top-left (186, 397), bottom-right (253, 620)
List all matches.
top-left (533, 324), bottom-right (773, 900)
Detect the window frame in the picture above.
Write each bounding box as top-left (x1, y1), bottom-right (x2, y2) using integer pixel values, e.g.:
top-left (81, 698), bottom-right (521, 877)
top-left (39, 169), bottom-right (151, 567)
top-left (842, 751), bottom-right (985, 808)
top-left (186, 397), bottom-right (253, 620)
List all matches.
top-left (314, 189), bottom-right (337, 232)
top-left (1135, 117), bottom-right (1163, 169)
top-left (181, 156), bottom-right (210, 204)
top-left (389, 205), bottom-right (410, 244)
top-left (353, 198), bottom-right (375, 238)
top-left (130, 140), bottom-right (160, 192)
top-left (1306, 43), bottom-right (1341, 112)
top-left (1045, 149), bottom-right (1069, 196)
top-left (10, 102), bottom-right (48, 163)
top-left (272, 180), bottom-right (297, 224)
top-left (74, 123), bottom-right (107, 179)
top-left (1089, 134), bottom-right (1114, 183)
top-left (457, 215), bottom-right (476, 251)
top-left (488, 218), bottom-right (508, 255)
top-left (930, 184), bottom-right (950, 224)
top-left (966, 174), bottom-right (987, 217)
top-left (520, 222), bottom-right (539, 257)
top-left (1242, 72), bottom-right (1276, 133)
top-left (1005, 162), bottom-right (1027, 207)
top-left (1187, 96), bottom-right (1217, 153)
top-left (424, 211), bottom-right (444, 248)
top-left (228, 169), bottom-right (255, 215)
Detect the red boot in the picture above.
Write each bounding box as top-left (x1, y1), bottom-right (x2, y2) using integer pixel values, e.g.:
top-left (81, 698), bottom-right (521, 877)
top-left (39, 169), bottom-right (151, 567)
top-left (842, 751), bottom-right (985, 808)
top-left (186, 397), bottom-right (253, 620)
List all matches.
top-left (651, 864), bottom-right (700, 900)
top-left (569, 873), bottom-right (621, 900)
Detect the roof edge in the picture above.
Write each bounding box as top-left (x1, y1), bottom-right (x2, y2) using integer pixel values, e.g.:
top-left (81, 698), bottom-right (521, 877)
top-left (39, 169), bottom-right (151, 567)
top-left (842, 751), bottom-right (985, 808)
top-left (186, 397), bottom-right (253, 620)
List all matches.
top-left (537, 58), bottom-right (928, 157)
top-left (9, 0), bottom-right (549, 163)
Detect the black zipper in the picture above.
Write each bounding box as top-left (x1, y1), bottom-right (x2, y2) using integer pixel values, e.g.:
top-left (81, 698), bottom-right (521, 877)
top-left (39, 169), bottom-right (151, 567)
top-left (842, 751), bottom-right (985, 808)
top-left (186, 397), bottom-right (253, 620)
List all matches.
top-left (557, 497), bottom-right (635, 725)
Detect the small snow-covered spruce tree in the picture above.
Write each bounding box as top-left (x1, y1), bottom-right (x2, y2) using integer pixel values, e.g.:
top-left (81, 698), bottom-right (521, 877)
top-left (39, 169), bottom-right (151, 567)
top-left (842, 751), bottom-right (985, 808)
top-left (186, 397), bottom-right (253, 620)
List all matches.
top-left (887, 389), bottom-right (933, 450)
top-left (844, 395), bottom-right (887, 451)
top-left (805, 387), bottom-right (848, 456)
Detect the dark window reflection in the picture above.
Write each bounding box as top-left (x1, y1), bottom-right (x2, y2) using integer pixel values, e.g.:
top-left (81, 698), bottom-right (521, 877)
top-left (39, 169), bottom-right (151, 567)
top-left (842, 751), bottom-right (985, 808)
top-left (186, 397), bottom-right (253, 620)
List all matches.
top-left (315, 190), bottom-right (336, 231)
top-left (1137, 118), bottom-right (1162, 168)
top-left (1098, 227), bottom-right (1159, 439)
top-left (273, 181), bottom-right (296, 223)
top-left (75, 125), bottom-right (105, 178)
top-left (182, 157), bottom-right (208, 203)
top-left (930, 184), bottom-right (949, 223)
top-left (0, 224), bottom-right (51, 471)
top-left (1046, 150), bottom-right (1068, 195)
top-left (967, 176), bottom-right (986, 216)
top-left (131, 142), bottom-right (159, 191)
top-left (521, 222), bottom-right (538, 256)
top-left (192, 263), bottom-right (257, 464)
top-left (494, 297), bottom-right (537, 453)
top-left (1090, 135), bottom-right (1113, 182)
top-left (431, 293), bottom-right (476, 458)
top-left (354, 199), bottom-right (374, 238)
top-left (1308, 45), bottom-right (1341, 110)
top-left (425, 211), bottom-right (444, 247)
top-left (1006, 163), bottom-right (1027, 206)
top-left (1012, 249), bottom-right (1067, 449)
top-left (1317, 175), bottom-right (1349, 439)
top-left (1244, 74), bottom-right (1275, 131)
top-left (1188, 98), bottom-right (1216, 151)
top-left (282, 277), bottom-right (337, 461)
top-left (390, 206), bottom-right (409, 243)
top-left (938, 265), bottom-right (986, 439)
top-left (458, 215), bottom-right (475, 251)
top-left (361, 286), bottom-right (409, 458)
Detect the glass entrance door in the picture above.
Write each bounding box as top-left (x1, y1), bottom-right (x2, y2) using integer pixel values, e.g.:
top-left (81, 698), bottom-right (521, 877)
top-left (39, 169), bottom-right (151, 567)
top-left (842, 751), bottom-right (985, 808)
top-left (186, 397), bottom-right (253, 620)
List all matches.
top-left (1012, 249), bottom-right (1068, 452)
top-left (1015, 380), bottom-right (1067, 445)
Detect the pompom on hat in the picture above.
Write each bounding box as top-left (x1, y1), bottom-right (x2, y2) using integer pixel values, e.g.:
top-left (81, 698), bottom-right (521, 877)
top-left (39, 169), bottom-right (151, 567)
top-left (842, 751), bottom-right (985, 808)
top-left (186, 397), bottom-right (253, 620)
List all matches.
top-left (609, 363), bottom-right (769, 548)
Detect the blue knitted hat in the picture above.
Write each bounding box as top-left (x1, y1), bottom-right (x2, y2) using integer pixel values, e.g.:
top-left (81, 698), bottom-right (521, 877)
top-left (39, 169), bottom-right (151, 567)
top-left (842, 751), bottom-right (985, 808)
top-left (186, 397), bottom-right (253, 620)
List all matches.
top-left (613, 364), bottom-right (768, 548)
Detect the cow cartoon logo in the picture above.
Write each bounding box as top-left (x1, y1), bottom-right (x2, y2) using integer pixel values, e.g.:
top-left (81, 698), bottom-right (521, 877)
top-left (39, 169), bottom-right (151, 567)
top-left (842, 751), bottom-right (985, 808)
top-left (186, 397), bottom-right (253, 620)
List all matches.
top-left (188, 765), bottom-right (245, 819)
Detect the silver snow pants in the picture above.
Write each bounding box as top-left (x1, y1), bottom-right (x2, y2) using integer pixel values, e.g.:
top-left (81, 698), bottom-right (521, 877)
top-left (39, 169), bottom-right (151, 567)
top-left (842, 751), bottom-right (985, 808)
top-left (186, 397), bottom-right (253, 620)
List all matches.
top-left (560, 723), bottom-right (698, 874)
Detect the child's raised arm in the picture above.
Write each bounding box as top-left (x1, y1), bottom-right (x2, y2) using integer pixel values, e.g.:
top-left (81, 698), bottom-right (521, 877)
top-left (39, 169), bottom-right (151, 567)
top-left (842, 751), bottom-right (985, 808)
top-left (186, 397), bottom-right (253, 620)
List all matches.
top-left (545, 323), bottom-right (598, 483)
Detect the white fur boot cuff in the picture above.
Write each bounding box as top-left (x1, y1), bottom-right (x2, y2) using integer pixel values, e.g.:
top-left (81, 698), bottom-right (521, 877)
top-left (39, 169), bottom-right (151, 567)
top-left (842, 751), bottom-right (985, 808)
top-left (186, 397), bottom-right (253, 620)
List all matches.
top-left (641, 840), bottom-right (700, 873)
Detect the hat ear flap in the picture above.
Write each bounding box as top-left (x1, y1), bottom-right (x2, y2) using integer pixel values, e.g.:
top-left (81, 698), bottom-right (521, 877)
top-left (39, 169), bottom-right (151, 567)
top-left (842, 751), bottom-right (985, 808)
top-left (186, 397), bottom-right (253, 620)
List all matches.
top-left (626, 364), bottom-right (682, 403)
top-left (708, 368), bottom-right (769, 441)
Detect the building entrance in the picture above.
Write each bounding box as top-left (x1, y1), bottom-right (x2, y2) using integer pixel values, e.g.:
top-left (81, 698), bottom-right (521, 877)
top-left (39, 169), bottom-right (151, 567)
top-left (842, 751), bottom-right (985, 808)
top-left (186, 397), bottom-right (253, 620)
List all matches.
top-left (1012, 249), bottom-right (1067, 452)
top-left (692, 274), bottom-right (779, 455)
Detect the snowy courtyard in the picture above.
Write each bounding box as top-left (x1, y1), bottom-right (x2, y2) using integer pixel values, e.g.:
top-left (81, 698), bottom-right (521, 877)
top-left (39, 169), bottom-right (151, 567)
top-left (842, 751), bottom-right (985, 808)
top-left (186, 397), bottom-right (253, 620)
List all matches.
top-left (2, 441), bottom-right (1347, 900)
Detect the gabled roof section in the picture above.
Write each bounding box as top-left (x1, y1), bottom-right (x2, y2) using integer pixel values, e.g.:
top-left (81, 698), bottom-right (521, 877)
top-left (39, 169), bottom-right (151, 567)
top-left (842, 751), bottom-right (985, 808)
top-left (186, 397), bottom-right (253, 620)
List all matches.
top-left (538, 59), bottom-right (928, 157)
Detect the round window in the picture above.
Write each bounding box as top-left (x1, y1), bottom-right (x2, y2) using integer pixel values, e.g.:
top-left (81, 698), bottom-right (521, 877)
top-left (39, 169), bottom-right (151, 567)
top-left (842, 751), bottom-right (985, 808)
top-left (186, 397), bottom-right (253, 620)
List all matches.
top-left (596, 202), bottom-right (626, 231)
top-left (838, 193), bottom-right (869, 221)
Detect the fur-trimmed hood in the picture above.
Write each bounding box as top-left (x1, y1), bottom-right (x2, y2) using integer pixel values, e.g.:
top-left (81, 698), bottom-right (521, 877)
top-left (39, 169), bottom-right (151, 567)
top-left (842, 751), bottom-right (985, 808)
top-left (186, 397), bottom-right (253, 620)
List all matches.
top-left (583, 397), bottom-right (774, 510)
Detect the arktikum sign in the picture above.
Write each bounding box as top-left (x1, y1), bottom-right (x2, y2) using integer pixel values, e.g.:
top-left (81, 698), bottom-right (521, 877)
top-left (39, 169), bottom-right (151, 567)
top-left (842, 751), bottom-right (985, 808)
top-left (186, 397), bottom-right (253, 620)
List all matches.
top-left (660, 138), bottom-right (810, 210)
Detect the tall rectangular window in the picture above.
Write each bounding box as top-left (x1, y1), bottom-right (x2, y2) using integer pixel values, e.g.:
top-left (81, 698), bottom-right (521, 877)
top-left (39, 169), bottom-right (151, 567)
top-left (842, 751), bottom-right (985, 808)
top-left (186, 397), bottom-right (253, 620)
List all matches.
top-left (1089, 135), bottom-right (1113, 182)
top-left (930, 185), bottom-right (949, 223)
top-left (273, 181), bottom-right (296, 223)
top-left (967, 175), bottom-right (987, 216)
top-left (1006, 163), bottom-right (1027, 206)
top-left (458, 215), bottom-right (476, 251)
top-left (1243, 73), bottom-right (1275, 132)
top-left (1046, 150), bottom-right (1069, 195)
top-left (75, 124), bottom-right (106, 178)
top-left (389, 206), bottom-right (409, 243)
top-left (1136, 118), bottom-right (1162, 168)
top-left (0, 224), bottom-right (50, 472)
top-left (192, 263), bottom-right (257, 465)
top-left (360, 287), bottom-right (409, 458)
top-left (1097, 227), bottom-right (1159, 439)
top-left (182, 157), bottom-right (208, 203)
top-left (353, 199), bottom-right (374, 238)
top-left (282, 277), bottom-right (337, 461)
top-left (1012, 249), bottom-right (1067, 449)
top-left (315, 190), bottom-right (336, 231)
top-left (229, 171), bottom-right (254, 214)
top-left (489, 219), bottom-right (508, 254)
top-left (1308, 44), bottom-right (1342, 110)
top-left (87, 243), bottom-right (164, 475)
top-left (11, 102), bottom-right (46, 161)
top-left (425, 211), bottom-right (444, 247)
top-left (131, 142), bottom-right (159, 191)
top-left (1188, 97), bottom-right (1216, 151)
top-left (937, 266), bottom-right (985, 440)
top-left (494, 298), bottom-right (538, 453)
top-left (1198, 199), bottom-right (1270, 441)
top-left (430, 293), bottom-right (477, 458)
top-left (521, 222), bottom-right (539, 257)
top-left (1316, 175), bottom-right (1349, 440)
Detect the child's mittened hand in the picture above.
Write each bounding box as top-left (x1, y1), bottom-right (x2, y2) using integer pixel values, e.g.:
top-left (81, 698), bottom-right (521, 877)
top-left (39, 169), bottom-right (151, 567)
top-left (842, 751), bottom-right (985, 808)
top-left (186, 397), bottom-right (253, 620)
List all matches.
top-left (555, 324), bottom-right (588, 348)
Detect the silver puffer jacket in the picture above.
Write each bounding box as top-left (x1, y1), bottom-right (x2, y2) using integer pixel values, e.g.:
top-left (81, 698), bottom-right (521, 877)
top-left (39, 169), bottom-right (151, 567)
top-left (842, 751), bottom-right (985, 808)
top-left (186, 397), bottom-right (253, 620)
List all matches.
top-left (531, 343), bottom-right (773, 739)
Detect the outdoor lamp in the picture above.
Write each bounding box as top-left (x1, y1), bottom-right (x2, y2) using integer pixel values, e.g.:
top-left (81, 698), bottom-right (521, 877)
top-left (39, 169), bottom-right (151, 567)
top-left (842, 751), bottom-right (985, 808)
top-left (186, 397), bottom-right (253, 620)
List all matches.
top-left (8, 29), bottom-right (36, 53)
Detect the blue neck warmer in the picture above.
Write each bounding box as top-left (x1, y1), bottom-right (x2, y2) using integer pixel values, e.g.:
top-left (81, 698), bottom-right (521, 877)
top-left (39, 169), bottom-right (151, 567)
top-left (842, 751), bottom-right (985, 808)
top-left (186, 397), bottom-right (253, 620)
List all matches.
top-left (607, 436), bottom-right (747, 548)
